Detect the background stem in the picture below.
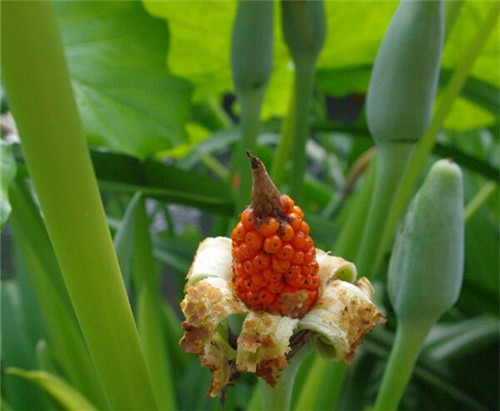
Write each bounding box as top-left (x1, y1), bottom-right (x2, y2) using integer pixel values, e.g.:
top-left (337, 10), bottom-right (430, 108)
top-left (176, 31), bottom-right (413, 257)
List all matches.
top-left (355, 143), bottom-right (414, 277)
top-left (288, 60), bottom-right (317, 203)
top-left (260, 344), bottom-right (312, 411)
top-left (1, 2), bottom-right (157, 409)
top-left (234, 87), bottom-right (267, 213)
top-left (373, 324), bottom-right (430, 411)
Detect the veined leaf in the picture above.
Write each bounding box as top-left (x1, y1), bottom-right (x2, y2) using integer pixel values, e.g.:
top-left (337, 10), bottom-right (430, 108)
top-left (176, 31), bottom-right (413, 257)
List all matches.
top-left (54, 1), bottom-right (193, 159)
top-left (143, 1), bottom-right (498, 131)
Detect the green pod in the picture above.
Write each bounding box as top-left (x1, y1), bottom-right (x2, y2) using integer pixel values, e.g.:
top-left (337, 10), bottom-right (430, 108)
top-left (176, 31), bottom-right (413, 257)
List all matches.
top-left (231, 1), bottom-right (274, 92)
top-left (388, 159), bottom-right (464, 327)
top-left (366, 0), bottom-right (444, 144)
top-left (281, 0), bottom-right (326, 64)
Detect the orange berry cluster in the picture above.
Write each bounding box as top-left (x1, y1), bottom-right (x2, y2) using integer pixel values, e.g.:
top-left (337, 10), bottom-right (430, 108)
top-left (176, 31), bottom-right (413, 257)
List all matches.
top-left (231, 194), bottom-right (320, 316)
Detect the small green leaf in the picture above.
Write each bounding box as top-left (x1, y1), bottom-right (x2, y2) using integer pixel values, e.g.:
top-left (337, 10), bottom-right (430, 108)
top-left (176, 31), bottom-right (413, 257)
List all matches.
top-left (113, 192), bottom-right (143, 293)
top-left (0, 140), bottom-right (16, 229)
top-left (6, 368), bottom-right (98, 411)
top-left (54, 1), bottom-right (193, 159)
top-left (91, 149), bottom-right (233, 215)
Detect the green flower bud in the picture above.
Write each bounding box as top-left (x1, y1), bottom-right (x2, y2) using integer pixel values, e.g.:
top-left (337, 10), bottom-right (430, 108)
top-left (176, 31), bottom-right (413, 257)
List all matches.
top-left (366, 0), bottom-right (444, 144)
top-left (231, 1), bottom-right (274, 92)
top-left (281, 0), bottom-right (326, 64)
top-left (388, 159), bottom-right (464, 327)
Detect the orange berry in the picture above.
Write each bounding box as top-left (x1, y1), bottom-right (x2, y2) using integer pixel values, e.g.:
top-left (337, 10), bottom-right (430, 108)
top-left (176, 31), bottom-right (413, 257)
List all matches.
top-left (259, 289), bottom-right (276, 306)
top-left (257, 217), bottom-right (280, 236)
top-left (267, 281), bottom-right (284, 294)
top-left (252, 252), bottom-right (271, 270)
top-left (292, 205), bottom-right (304, 219)
top-left (272, 256), bottom-right (291, 273)
top-left (284, 265), bottom-right (301, 279)
top-left (304, 275), bottom-right (320, 291)
top-left (291, 231), bottom-right (307, 249)
top-left (300, 221), bottom-right (310, 235)
top-left (244, 275), bottom-right (261, 293)
top-left (288, 213), bottom-right (303, 231)
top-left (253, 273), bottom-right (268, 288)
top-left (245, 230), bottom-right (264, 251)
top-left (263, 235), bottom-right (282, 254)
top-left (278, 223), bottom-right (294, 242)
top-left (276, 243), bottom-right (294, 261)
top-left (232, 222), bottom-right (247, 242)
top-left (303, 248), bottom-right (316, 264)
top-left (234, 262), bottom-right (245, 277)
top-left (280, 194), bottom-right (295, 213)
top-left (263, 269), bottom-right (282, 283)
top-left (291, 250), bottom-right (304, 265)
top-left (234, 277), bottom-right (245, 292)
top-left (238, 243), bottom-right (256, 260)
top-left (287, 274), bottom-right (305, 288)
top-left (241, 208), bottom-right (256, 230)
top-left (310, 260), bottom-right (319, 275)
top-left (244, 260), bottom-right (259, 275)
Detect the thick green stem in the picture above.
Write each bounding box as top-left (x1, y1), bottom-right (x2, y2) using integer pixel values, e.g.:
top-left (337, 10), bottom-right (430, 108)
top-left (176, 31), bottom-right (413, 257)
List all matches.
top-left (355, 143), bottom-right (414, 277)
top-left (234, 87), bottom-right (267, 212)
top-left (271, 87), bottom-right (296, 188)
top-left (260, 343), bottom-right (312, 411)
top-left (289, 60), bottom-right (317, 203)
top-left (1, 2), bottom-right (157, 409)
top-left (375, 2), bottom-right (500, 273)
top-left (373, 323), bottom-right (430, 411)
top-left (333, 156), bottom-right (377, 261)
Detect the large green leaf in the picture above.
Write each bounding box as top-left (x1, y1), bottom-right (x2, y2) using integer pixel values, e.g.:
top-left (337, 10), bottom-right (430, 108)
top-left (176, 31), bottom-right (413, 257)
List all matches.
top-left (143, 1), bottom-right (498, 131)
top-left (54, 1), bottom-right (193, 159)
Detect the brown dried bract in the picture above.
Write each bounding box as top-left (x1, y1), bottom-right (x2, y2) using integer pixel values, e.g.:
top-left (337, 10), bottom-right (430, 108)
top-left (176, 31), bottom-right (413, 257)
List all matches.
top-left (246, 150), bottom-right (283, 218)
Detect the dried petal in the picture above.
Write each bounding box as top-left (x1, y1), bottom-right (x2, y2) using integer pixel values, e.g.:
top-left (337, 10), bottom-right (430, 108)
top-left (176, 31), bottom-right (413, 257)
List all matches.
top-left (298, 277), bottom-right (386, 364)
top-left (180, 277), bottom-right (245, 397)
top-left (316, 250), bottom-right (357, 283)
top-left (186, 237), bottom-right (232, 286)
top-left (237, 312), bottom-right (299, 386)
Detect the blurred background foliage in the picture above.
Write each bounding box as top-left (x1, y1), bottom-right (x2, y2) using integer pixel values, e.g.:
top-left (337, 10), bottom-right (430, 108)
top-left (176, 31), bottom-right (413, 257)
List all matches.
top-left (1, 1), bottom-right (498, 410)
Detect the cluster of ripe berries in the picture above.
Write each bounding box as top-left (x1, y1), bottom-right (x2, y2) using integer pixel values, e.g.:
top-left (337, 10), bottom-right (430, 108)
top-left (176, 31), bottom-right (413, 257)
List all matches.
top-left (231, 194), bottom-right (320, 316)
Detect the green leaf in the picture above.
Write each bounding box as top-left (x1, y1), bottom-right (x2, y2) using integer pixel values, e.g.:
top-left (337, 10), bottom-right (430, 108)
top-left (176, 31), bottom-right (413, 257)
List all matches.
top-left (144, 1), bottom-right (498, 132)
top-left (6, 368), bottom-right (98, 411)
top-left (442, 1), bottom-right (500, 88)
top-left (9, 179), bottom-right (108, 409)
top-left (54, 1), bottom-right (193, 159)
top-left (113, 192), bottom-right (143, 293)
top-left (91, 149), bottom-right (234, 215)
top-left (0, 140), bottom-right (16, 229)
top-left (1, 281), bottom-right (47, 409)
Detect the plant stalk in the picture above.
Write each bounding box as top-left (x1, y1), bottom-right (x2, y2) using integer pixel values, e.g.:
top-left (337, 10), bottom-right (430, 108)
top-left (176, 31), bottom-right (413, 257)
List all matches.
top-left (234, 87), bottom-right (267, 213)
top-left (260, 343), bottom-right (312, 411)
top-left (271, 86), bottom-right (297, 188)
top-left (373, 323), bottom-right (430, 411)
top-left (288, 59), bottom-right (318, 203)
top-left (1, 2), bottom-right (158, 409)
top-left (355, 143), bottom-right (414, 277)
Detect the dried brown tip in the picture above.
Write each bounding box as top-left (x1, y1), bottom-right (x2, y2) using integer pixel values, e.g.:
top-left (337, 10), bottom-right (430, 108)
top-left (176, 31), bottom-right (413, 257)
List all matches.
top-left (246, 151), bottom-right (283, 218)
